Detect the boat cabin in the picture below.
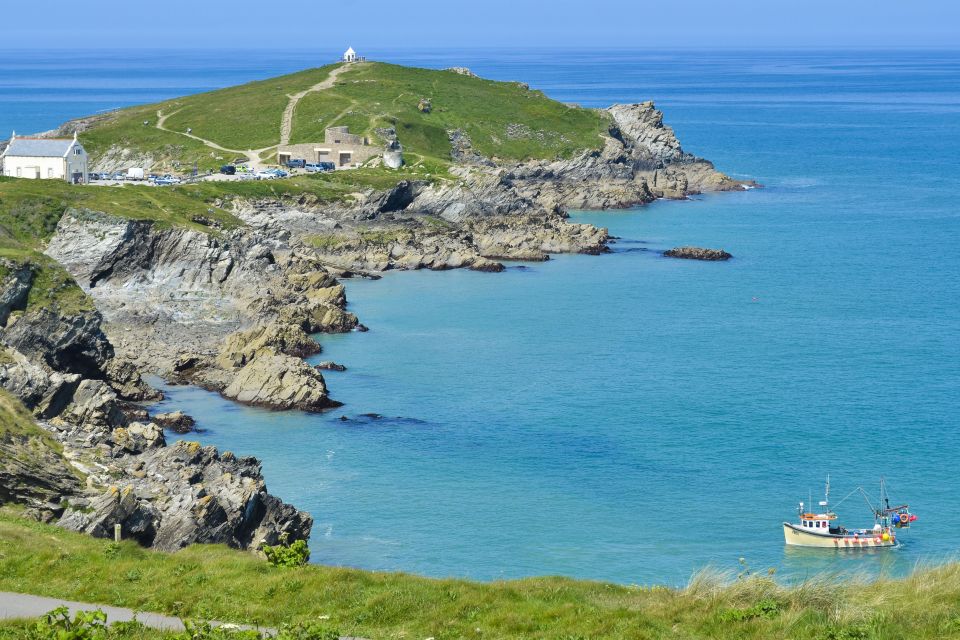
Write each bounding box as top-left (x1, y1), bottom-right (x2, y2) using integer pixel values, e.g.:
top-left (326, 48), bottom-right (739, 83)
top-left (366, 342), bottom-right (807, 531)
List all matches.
top-left (798, 512), bottom-right (837, 533)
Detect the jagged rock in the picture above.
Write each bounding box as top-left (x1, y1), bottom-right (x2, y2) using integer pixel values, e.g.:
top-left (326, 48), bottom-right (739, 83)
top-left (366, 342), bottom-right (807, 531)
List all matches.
top-left (59, 441), bottom-right (312, 551)
top-left (1, 308), bottom-right (113, 379)
top-left (445, 67), bottom-right (478, 78)
top-left (55, 379), bottom-right (127, 429)
top-left (111, 422), bottom-right (165, 454)
top-left (0, 260), bottom-right (33, 325)
top-left (218, 323), bottom-right (320, 369)
top-left (106, 358), bottom-right (162, 401)
top-left (315, 361), bottom-right (347, 372)
top-left (223, 353), bottom-right (339, 412)
top-left (0, 392), bottom-right (81, 506)
top-left (153, 410), bottom-right (196, 434)
top-left (663, 246), bottom-right (733, 261)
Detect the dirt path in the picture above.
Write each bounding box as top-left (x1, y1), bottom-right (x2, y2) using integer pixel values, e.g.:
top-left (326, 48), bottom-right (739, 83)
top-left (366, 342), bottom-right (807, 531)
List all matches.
top-left (156, 111), bottom-right (275, 168)
top-left (279, 63), bottom-right (357, 145)
top-left (156, 109), bottom-right (239, 154)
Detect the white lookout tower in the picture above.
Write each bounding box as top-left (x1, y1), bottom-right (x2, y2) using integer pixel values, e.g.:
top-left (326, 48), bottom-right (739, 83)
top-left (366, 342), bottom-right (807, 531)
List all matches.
top-left (342, 47), bottom-right (358, 63)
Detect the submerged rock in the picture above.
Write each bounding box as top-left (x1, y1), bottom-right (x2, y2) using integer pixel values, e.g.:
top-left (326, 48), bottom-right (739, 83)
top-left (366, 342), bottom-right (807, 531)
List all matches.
top-left (663, 246), bottom-right (733, 261)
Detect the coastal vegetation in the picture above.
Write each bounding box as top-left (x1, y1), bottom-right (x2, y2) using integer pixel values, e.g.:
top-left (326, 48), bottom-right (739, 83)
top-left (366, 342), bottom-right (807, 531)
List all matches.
top-left (1, 509), bottom-right (960, 639)
top-left (73, 61), bottom-right (610, 172)
top-left (289, 62), bottom-right (611, 162)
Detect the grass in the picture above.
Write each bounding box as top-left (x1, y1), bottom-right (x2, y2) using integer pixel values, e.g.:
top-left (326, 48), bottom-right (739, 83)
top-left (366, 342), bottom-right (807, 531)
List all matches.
top-left (0, 176), bottom-right (242, 239)
top-left (0, 391), bottom-right (80, 495)
top-left (162, 65), bottom-right (340, 150)
top-left (76, 61), bottom-right (609, 173)
top-left (291, 62), bottom-right (611, 162)
top-left (77, 65), bottom-right (341, 172)
top-left (1, 510), bottom-right (960, 639)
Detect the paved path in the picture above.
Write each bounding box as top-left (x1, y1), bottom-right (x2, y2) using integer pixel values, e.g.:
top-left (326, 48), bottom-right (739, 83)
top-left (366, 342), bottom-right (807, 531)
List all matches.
top-left (0, 591), bottom-right (272, 635)
top-left (279, 63), bottom-right (356, 145)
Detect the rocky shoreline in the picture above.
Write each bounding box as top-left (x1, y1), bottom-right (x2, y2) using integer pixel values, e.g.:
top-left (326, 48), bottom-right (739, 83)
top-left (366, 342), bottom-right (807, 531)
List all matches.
top-left (0, 99), bottom-right (753, 552)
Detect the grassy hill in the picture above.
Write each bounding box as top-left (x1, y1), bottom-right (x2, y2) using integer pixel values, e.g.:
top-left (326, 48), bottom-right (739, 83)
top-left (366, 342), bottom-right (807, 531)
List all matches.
top-left (76, 61), bottom-right (610, 171)
top-left (290, 62), bottom-right (610, 162)
top-left (0, 509), bottom-right (959, 639)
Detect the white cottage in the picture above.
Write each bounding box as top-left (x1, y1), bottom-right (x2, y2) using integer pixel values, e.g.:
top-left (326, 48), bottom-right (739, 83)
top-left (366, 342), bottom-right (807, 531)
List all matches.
top-left (1, 132), bottom-right (89, 183)
top-left (342, 47), bottom-right (358, 63)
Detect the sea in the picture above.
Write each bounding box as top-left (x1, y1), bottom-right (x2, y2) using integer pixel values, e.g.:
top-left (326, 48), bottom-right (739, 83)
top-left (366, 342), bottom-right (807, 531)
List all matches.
top-left (2, 48), bottom-right (958, 586)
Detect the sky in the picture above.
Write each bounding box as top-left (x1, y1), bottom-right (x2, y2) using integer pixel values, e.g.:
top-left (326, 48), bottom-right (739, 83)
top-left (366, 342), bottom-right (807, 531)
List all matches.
top-left (5, 0), bottom-right (959, 49)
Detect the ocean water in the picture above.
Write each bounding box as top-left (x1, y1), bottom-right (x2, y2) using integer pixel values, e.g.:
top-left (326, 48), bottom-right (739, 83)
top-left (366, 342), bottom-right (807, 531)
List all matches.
top-left (4, 49), bottom-right (959, 585)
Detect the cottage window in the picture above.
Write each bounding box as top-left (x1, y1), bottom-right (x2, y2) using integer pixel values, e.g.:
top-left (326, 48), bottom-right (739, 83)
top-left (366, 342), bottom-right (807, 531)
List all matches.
top-left (48, 168), bottom-right (54, 178)
top-left (75, 147), bottom-right (82, 155)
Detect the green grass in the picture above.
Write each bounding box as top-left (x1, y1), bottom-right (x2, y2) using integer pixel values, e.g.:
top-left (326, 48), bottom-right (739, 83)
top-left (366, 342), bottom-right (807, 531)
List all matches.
top-left (77, 61), bottom-right (609, 173)
top-left (162, 65), bottom-right (340, 151)
top-left (0, 390), bottom-right (52, 440)
top-left (291, 62), bottom-right (610, 162)
top-left (78, 65), bottom-right (341, 172)
top-left (1, 510), bottom-right (960, 639)
top-left (0, 176), bottom-right (242, 240)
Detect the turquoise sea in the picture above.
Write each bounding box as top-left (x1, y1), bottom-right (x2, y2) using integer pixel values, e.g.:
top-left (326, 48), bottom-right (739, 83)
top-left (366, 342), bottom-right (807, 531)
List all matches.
top-left (3, 49), bottom-right (959, 585)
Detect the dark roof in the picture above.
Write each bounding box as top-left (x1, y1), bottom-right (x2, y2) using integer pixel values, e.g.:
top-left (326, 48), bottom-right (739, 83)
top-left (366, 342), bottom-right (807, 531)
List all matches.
top-left (3, 137), bottom-right (79, 158)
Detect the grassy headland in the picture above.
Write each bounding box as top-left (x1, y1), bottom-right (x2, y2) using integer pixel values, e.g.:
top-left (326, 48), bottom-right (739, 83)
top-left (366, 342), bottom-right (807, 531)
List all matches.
top-left (74, 61), bottom-right (610, 171)
top-left (290, 62), bottom-right (610, 162)
top-left (0, 509), bottom-right (959, 639)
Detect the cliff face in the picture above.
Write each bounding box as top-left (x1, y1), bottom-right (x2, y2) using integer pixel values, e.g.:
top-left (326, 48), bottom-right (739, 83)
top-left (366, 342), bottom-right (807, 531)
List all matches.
top-left (0, 260), bottom-right (312, 552)
top-left (45, 210), bottom-right (357, 412)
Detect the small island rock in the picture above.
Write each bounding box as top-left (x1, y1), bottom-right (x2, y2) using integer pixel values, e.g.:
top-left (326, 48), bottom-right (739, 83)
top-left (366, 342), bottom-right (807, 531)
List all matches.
top-left (664, 246), bottom-right (733, 261)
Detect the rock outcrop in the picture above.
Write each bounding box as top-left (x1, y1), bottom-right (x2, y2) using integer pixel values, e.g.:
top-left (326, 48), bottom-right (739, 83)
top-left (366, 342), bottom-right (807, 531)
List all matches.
top-left (663, 246), bottom-right (733, 261)
top-left (0, 265), bottom-right (312, 552)
top-left (45, 210), bottom-right (357, 411)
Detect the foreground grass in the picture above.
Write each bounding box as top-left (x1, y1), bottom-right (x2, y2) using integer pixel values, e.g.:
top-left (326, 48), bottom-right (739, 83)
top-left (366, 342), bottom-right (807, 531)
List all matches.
top-left (2, 511), bottom-right (960, 638)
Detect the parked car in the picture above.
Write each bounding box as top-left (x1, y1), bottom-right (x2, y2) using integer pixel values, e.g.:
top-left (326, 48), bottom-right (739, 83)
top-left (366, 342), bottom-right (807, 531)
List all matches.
top-left (305, 162), bottom-right (336, 173)
top-left (285, 158), bottom-right (306, 169)
top-left (265, 168), bottom-right (288, 178)
top-left (220, 165), bottom-right (236, 175)
top-left (155, 176), bottom-right (181, 186)
top-left (254, 170), bottom-right (277, 180)
top-left (88, 172), bottom-right (101, 181)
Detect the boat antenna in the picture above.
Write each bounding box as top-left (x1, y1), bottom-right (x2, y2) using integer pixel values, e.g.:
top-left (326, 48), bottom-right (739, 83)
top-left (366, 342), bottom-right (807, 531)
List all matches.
top-left (825, 474), bottom-right (831, 509)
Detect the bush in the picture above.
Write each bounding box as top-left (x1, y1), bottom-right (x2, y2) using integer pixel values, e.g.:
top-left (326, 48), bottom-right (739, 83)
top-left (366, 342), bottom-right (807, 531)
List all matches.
top-left (718, 598), bottom-right (782, 622)
top-left (262, 535), bottom-right (310, 568)
top-left (27, 607), bottom-right (109, 640)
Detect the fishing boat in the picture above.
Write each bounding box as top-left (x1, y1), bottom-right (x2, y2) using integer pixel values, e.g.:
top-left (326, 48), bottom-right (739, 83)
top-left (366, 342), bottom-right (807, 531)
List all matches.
top-left (783, 477), bottom-right (917, 549)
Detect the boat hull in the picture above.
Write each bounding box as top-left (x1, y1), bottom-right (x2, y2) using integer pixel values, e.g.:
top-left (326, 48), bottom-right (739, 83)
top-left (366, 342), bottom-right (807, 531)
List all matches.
top-left (783, 523), bottom-right (896, 549)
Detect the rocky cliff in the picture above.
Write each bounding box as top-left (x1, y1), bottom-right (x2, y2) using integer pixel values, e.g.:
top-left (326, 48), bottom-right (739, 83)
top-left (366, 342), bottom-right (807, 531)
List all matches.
top-left (45, 209), bottom-right (358, 412)
top-left (227, 102), bottom-right (750, 275)
top-left (0, 259), bottom-right (312, 552)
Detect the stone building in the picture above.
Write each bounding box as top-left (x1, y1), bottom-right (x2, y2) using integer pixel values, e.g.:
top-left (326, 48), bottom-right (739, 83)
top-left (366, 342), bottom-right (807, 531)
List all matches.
top-left (278, 126), bottom-right (380, 169)
top-left (1, 132), bottom-right (89, 182)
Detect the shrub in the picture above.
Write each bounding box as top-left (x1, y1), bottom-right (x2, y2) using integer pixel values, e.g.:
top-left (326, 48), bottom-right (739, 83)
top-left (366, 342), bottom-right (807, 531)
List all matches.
top-left (261, 535), bottom-right (310, 568)
top-left (28, 607), bottom-right (109, 640)
top-left (718, 598), bottom-right (782, 622)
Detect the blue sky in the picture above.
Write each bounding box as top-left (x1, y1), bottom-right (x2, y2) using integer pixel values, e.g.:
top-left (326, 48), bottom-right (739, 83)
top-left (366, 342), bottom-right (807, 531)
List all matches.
top-left (6, 0), bottom-right (959, 49)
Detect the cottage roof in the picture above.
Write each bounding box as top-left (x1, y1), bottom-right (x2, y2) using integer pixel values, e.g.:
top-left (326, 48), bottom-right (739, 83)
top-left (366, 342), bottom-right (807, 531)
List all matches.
top-left (344, 47), bottom-right (356, 56)
top-left (3, 137), bottom-right (78, 158)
